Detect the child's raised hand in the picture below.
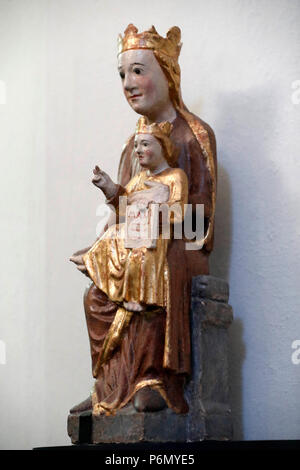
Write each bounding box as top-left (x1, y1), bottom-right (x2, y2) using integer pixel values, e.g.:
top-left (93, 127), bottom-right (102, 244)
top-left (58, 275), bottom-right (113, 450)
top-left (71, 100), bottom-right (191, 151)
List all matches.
top-left (91, 165), bottom-right (117, 199)
top-left (92, 165), bottom-right (107, 187)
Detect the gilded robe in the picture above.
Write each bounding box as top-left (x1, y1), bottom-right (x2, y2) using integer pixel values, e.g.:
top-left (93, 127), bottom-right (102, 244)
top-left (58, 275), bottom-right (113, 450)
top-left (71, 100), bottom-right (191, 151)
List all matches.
top-left (83, 112), bottom-right (217, 415)
top-left (84, 168), bottom-right (188, 311)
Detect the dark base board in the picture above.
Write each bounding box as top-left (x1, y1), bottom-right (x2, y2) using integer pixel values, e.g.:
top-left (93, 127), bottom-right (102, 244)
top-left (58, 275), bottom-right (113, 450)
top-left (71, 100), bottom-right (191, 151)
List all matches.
top-left (33, 440), bottom-right (300, 452)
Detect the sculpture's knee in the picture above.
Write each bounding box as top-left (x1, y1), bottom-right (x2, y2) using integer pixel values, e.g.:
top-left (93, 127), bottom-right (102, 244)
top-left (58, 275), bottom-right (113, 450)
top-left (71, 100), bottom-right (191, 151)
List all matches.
top-left (84, 282), bottom-right (118, 318)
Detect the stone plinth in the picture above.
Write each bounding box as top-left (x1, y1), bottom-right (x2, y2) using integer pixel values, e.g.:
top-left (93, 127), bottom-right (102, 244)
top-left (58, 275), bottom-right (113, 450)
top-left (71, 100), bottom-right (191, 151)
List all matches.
top-left (67, 275), bottom-right (233, 444)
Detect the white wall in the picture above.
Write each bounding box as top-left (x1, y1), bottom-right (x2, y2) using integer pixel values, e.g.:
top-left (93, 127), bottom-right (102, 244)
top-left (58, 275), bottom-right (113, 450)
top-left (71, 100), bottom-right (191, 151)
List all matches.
top-left (0, 0), bottom-right (299, 448)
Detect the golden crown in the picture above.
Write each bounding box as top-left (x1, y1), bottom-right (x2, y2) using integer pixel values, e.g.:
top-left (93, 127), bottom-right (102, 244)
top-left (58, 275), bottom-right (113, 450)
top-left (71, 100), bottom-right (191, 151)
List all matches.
top-left (118, 24), bottom-right (182, 60)
top-left (136, 116), bottom-right (172, 137)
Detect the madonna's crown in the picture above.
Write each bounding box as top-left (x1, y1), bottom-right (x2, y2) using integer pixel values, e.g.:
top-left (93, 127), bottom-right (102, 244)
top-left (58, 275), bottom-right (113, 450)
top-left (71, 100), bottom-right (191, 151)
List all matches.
top-left (118, 24), bottom-right (182, 60)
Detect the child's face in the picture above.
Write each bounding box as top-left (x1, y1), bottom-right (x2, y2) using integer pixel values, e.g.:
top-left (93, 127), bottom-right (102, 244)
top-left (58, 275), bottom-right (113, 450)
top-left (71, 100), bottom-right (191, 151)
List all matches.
top-left (134, 134), bottom-right (166, 170)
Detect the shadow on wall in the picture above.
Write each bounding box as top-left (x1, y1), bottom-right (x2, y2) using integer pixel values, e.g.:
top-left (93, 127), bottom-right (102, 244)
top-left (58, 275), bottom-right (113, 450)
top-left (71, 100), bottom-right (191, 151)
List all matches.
top-left (209, 163), bottom-right (246, 440)
top-left (207, 85), bottom-right (279, 439)
top-left (210, 164), bottom-right (232, 281)
top-left (210, 154), bottom-right (246, 440)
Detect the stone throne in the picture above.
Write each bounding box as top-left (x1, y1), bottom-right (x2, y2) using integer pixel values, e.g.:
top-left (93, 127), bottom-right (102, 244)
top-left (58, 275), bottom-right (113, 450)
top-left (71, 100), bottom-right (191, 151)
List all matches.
top-left (67, 274), bottom-right (233, 444)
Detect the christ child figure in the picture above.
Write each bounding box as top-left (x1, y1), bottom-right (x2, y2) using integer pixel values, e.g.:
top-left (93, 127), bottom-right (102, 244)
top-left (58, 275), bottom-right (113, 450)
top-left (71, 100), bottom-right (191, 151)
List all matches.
top-left (83, 117), bottom-right (188, 314)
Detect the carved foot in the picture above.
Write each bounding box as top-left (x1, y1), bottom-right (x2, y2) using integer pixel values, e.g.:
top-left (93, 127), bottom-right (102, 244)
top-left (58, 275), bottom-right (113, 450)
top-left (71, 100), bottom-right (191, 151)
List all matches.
top-left (133, 386), bottom-right (167, 412)
top-left (69, 396), bottom-right (92, 414)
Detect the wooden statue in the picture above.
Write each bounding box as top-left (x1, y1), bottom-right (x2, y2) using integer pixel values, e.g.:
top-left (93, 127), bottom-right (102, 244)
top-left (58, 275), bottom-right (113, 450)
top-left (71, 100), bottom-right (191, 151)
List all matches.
top-left (70, 24), bottom-right (217, 417)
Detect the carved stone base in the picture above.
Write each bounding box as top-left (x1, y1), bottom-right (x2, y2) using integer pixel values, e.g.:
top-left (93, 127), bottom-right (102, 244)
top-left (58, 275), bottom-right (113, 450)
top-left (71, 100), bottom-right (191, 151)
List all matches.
top-left (67, 275), bottom-right (233, 444)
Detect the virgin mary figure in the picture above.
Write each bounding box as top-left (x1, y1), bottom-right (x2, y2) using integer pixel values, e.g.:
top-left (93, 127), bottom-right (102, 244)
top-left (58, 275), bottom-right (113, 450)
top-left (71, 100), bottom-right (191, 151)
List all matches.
top-left (70, 24), bottom-right (217, 415)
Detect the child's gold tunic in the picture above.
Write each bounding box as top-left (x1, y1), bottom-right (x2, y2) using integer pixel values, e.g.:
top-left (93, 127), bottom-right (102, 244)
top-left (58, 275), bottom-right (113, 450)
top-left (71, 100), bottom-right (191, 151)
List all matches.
top-left (83, 168), bottom-right (188, 309)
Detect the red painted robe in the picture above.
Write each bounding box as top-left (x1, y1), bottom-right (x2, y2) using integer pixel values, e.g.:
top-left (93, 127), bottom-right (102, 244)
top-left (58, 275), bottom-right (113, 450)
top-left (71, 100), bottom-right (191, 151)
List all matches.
top-left (84, 111), bottom-right (217, 415)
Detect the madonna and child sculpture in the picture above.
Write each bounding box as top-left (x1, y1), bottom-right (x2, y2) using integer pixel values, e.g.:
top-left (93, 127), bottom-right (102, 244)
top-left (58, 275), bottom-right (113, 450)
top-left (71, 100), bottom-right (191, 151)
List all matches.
top-left (68, 24), bottom-right (233, 443)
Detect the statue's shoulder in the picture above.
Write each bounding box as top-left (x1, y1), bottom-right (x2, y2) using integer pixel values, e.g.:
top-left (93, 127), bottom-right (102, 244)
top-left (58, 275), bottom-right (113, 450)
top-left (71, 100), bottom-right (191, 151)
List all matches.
top-left (168, 166), bottom-right (187, 178)
top-left (186, 112), bottom-right (216, 148)
top-left (176, 111), bottom-right (216, 160)
top-left (164, 167), bottom-right (188, 187)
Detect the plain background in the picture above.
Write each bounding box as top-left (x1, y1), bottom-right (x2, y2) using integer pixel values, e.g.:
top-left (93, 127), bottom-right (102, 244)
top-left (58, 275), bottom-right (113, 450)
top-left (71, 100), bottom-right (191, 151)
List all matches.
top-left (0, 0), bottom-right (300, 449)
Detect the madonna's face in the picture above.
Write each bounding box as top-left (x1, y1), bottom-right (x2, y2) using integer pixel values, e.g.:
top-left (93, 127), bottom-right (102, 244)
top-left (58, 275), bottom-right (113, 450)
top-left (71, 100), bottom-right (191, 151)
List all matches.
top-left (118, 49), bottom-right (170, 117)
